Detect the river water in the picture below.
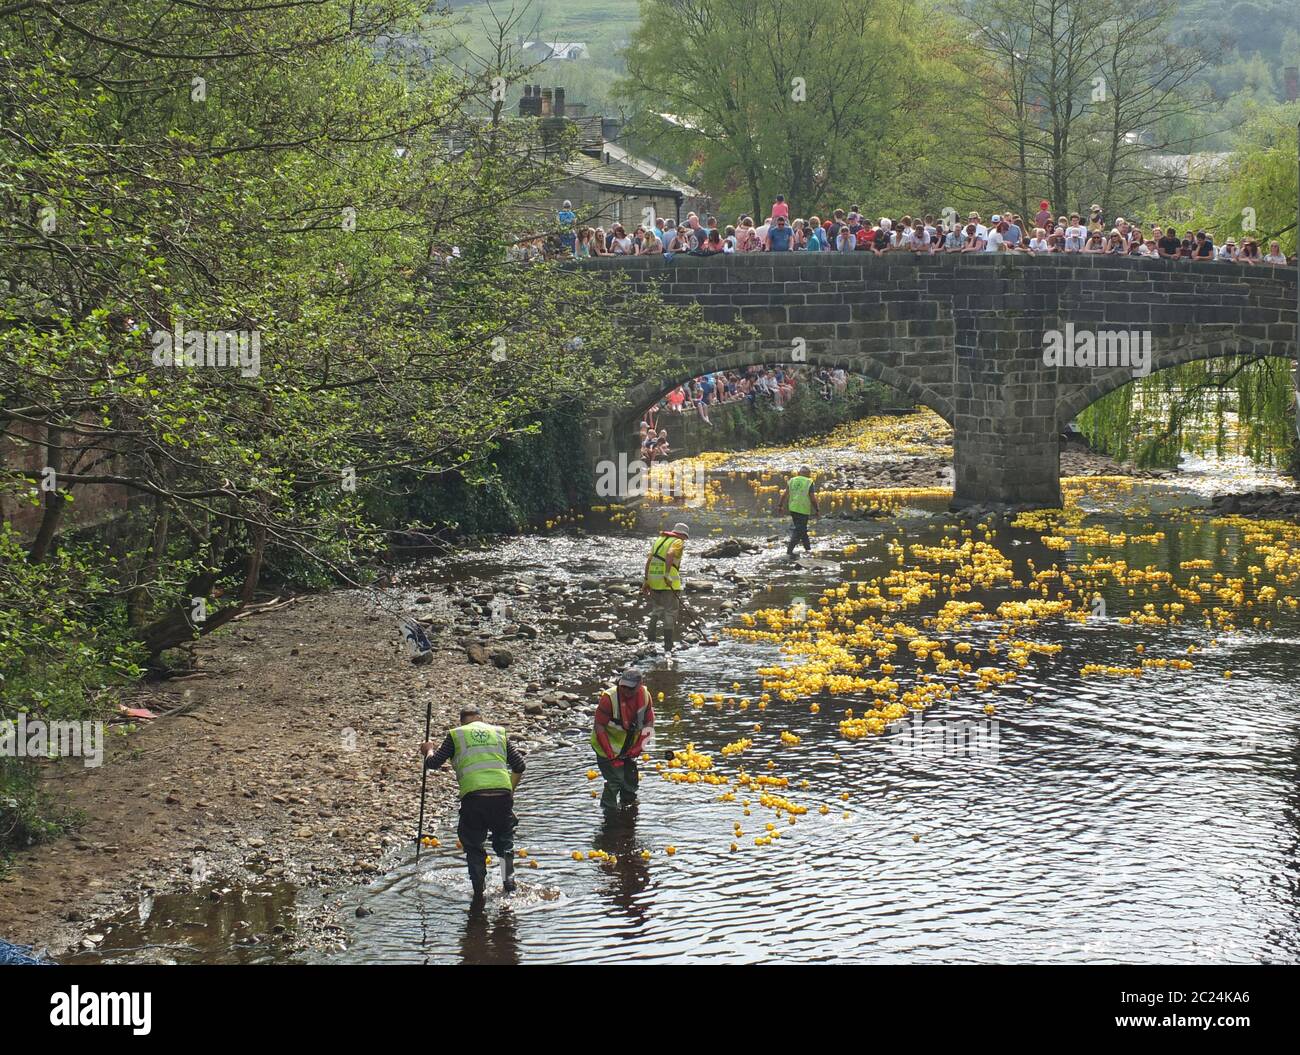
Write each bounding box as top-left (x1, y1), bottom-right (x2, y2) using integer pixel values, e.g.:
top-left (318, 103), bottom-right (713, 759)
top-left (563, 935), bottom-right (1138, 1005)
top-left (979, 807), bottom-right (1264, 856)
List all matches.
top-left (67, 419), bottom-right (1300, 964)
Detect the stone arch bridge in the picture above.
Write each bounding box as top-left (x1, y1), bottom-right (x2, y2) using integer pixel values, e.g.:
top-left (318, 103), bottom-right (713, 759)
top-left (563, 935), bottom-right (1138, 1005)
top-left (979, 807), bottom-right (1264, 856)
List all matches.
top-left (581, 254), bottom-right (1296, 508)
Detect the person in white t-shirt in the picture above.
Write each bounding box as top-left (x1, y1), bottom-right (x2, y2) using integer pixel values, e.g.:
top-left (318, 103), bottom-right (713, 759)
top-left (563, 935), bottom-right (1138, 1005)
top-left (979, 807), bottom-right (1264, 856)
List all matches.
top-left (1028, 228), bottom-right (1050, 252)
top-left (1064, 214), bottom-right (1087, 252)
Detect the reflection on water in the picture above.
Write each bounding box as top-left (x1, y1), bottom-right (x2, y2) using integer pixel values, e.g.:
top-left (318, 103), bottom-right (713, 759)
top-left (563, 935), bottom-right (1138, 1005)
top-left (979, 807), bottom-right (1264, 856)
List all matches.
top-left (59, 882), bottom-right (302, 965)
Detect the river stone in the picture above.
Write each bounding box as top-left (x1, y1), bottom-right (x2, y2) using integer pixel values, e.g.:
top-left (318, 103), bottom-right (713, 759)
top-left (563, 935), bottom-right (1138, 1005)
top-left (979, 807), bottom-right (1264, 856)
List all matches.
top-left (466, 643), bottom-right (490, 664)
top-left (489, 648), bottom-right (514, 668)
top-left (614, 626), bottom-right (639, 642)
top-left (523, 701), bottom-right (544, 717)
top-left (586, 630), bottom-right (617, 642)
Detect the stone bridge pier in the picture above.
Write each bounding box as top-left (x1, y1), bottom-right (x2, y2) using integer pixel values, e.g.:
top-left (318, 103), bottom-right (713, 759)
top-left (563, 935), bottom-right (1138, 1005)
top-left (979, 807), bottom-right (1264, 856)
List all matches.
top-left (581, 254), bottom-right (1295, 509)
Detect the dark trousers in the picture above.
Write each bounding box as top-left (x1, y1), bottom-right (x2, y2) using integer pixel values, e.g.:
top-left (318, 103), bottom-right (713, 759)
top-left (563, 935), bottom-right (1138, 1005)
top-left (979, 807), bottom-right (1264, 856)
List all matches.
top-left (787, 512), bottom-right (811, 554)
top-left (457, 791), bottom-right (515, 892)
top-left (597, 756), bottom-right (640, 810)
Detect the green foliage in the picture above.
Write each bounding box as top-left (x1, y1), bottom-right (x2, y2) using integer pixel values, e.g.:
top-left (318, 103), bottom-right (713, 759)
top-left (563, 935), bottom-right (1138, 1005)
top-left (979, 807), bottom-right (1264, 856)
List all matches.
top-left (619, 0), bottom-right (975, 219)
top-left (0, 523), bottom-right (141, 854)
top-left (0, 0), bottom-right (712, 847)
top-left (1078, 357), bottom-right (1297, 471)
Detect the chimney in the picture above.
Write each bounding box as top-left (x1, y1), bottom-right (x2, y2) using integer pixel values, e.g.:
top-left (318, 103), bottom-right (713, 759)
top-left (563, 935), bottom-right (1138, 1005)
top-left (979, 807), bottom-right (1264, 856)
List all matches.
top-left (519, 84), bottom-right (542, 117)
top-left (1286, 66), bottom-right (1298, 103)
top-left (554, 87), bottom-right (565, 117)
top-left (541, 88), bottom-right (553, 116)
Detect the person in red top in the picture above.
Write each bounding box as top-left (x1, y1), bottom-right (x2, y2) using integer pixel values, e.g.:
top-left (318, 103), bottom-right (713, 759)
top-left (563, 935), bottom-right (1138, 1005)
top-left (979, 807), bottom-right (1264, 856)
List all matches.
top-left (771, 195), bottom-right (790, 221)
top-left (590, 667), bottom-right (655, 812)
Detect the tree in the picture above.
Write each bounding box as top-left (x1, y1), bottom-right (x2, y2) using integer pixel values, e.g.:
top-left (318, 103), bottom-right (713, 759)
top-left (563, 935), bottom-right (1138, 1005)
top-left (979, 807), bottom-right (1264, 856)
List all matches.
top-left (0, 1), bottom-right (707, 675)
top-left (956, 0), bottom-right (1215, 220)
top-left (620, 0), bottom-right (969, 219)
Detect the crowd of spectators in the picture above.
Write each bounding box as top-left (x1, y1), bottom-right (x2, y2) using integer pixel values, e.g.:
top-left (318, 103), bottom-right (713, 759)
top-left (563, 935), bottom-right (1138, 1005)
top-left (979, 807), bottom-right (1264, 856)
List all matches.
top-left (555, 197), bottom-right (1294, 266)
top-left (638, 364), bottom-right (851, 463)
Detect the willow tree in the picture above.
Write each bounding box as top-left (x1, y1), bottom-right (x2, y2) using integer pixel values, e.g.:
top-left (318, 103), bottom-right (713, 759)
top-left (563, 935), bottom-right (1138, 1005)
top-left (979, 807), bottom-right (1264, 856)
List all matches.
top-left (1077, 102), bottom-right (1300, 474)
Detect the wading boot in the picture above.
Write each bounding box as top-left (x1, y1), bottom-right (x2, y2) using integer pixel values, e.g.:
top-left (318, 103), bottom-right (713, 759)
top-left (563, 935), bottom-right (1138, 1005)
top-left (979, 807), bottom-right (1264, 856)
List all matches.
top-left (501, 857), bottom-right (517, 894)
top-left (468, 857), bottom-right (487, 899)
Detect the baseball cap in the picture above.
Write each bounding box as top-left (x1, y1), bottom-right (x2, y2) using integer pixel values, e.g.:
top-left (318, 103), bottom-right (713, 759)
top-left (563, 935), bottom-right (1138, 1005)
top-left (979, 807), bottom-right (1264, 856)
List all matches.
top-left (672, 522), bottom-right (690, 537)
top-left (618, 668), bottom-right (644, 688)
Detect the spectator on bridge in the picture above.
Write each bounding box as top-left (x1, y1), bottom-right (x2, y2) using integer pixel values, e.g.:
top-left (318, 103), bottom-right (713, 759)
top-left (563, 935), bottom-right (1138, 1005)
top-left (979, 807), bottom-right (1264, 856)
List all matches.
top-left (1064, 214), bottom-right (1087, 252)
top-left (1156, 227), bottom-right (1181, 258)
top-left (1265, 241), bottom-right (1288, 265)
top-left (557, 200), bottom-right (577, 253)
top-left (959, 223), bottom-right (985, 252)
top-left (1193, 230), bottom-right (1215, 262)
top-left (804, 216), bottom-right (828, 251)
top-left (1035, 200), bottom-right (1052, 228)
top-left (771, 195), bottom-right (790, 221)
top-left (766, 214), bottom-right (795, 251)
top-left (835, 224), bottom-right (856, 253)
top-left (610, 224), bottom-right (634, 255)
top-left (575, 227), bottom-right (593, 258)
top-left (642, 223), bottom-right (663, 254)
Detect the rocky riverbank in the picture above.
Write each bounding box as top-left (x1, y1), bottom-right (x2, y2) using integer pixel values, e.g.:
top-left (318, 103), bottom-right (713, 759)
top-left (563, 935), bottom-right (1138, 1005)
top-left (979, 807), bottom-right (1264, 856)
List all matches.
top-left (0, 542), bottom-right (767, 959)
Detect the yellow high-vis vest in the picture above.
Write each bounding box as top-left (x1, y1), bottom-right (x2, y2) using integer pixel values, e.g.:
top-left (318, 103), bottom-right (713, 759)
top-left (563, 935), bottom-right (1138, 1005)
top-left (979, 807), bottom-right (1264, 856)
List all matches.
top-left (646, 533), bottom-right (683, 590)
top-left (449, 721), bottom-right (512, 796)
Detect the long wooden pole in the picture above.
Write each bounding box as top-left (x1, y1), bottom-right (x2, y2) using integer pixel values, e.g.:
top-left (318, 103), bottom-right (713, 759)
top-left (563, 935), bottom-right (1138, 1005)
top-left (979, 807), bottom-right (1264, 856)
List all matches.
top-left (415, 696), bottom-right (433, 860)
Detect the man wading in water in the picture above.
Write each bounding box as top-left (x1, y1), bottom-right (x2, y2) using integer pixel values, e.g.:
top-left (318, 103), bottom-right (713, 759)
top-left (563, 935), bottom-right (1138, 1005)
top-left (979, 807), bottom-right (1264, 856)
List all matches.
top-left (778, 467), bottom-right (819, 559)
top-left (643, 521), bottom-right (688, 655)
top-left (420, 703), bottom-right (525, 900)
top-left (590, 668), bottom-right (655, 814)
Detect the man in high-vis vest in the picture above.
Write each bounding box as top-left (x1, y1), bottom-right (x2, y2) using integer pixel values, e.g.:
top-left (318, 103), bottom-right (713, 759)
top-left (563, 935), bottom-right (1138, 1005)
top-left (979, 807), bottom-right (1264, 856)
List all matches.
top-left (778, 467), bottom-right (819, 558)
top-left (591, 667), bottom-right (655, 812)
top-left (643, 521), bottom-right (689, 652)
top-left (421, 703), bottom-right (526, 899)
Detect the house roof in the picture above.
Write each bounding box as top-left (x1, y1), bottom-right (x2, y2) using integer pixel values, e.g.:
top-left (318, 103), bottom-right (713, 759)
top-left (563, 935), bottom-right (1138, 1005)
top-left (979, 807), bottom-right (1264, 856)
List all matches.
top-left (564, 153), bottom-right (684, 199)
top-left (600, 141), bottom-right (703, 200)
top-left (523, 42), bottom-right (589, 59)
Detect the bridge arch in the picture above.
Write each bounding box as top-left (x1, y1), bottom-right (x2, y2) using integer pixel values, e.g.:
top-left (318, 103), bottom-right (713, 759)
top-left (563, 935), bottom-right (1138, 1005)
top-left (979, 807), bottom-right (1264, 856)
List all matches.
top-left (580, 254), bottom-right (1296, 507)
top-left (619, 346), bottom-right (955, 445)
top-left (1056, 332), bottom-right (1297, 426)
